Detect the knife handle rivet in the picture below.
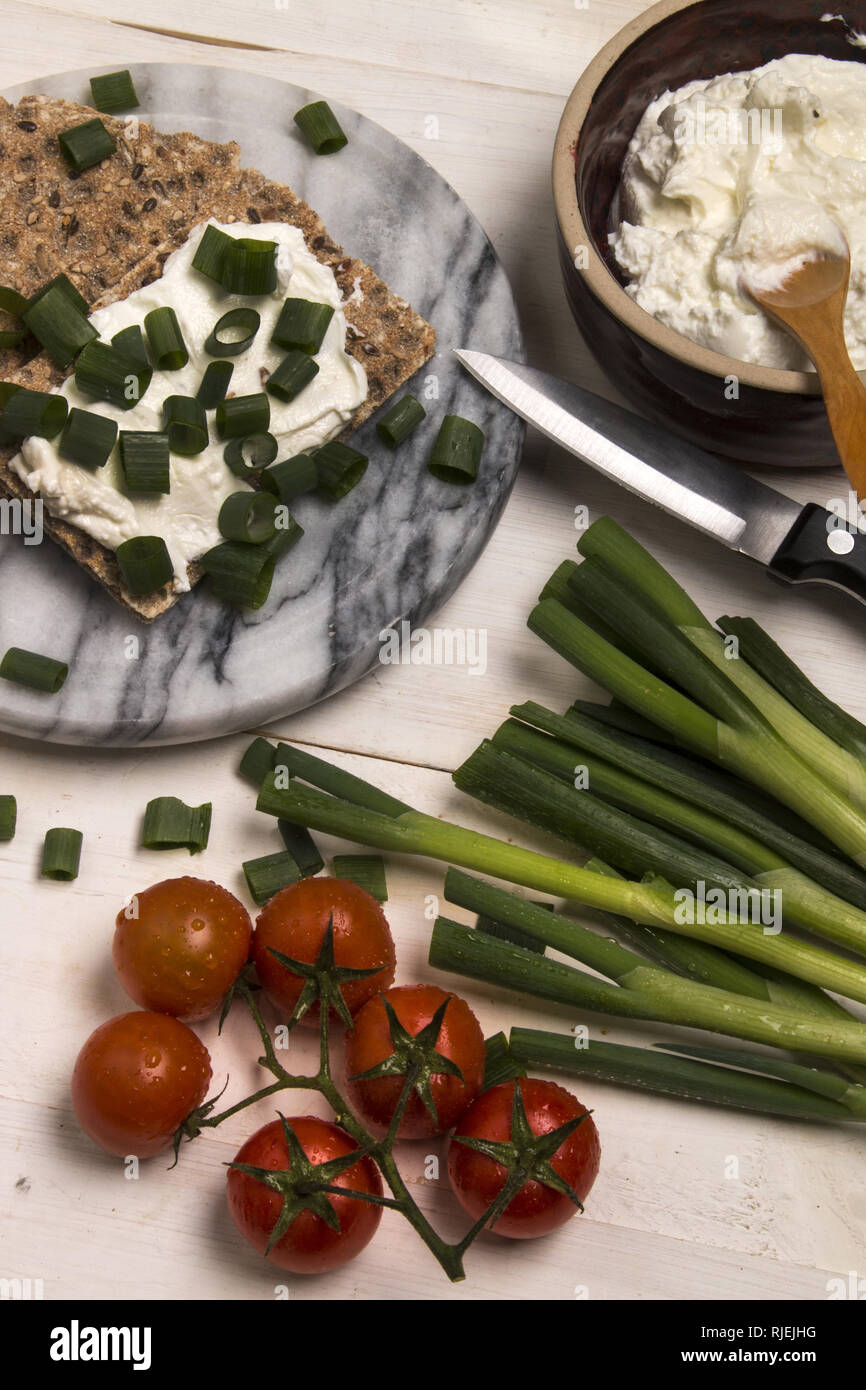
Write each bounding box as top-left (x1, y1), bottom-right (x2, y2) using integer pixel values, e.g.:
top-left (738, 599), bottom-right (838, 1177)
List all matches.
top-left (827, 528), bottom-right (855, 556)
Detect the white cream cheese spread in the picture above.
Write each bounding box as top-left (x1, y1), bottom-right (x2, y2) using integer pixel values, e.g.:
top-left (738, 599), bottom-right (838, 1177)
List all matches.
top-left (609, 53), bottom-right (866, 369)
top-left (12, 221), bottom-right (367, 589)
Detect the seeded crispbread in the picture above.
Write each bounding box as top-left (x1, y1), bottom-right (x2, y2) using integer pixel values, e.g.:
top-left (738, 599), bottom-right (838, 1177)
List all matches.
top-left (0, 99), bottom-right (436, 621)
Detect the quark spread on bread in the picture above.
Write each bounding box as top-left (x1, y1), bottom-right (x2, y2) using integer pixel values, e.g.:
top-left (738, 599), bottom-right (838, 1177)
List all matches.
top-left (12, 221), bottom-right (367, 590)
top-left (609, 54), bottom-right (866, 369)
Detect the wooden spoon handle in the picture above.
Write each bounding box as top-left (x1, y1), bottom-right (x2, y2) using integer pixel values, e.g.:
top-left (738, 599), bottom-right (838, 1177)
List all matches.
top-left (811, 351), bottom-right (866, 501)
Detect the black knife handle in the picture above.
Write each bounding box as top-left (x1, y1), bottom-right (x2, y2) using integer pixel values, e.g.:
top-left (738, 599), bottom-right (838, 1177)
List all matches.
top-left (769, 503), bottom-right (866, 603)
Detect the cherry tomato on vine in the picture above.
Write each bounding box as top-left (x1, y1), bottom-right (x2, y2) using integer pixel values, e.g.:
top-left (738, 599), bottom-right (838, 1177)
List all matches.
top-left (113, 877), bottom-right (252, 1022)
top-left (251, 877), bottom-right (396, 1025)
top-left (447, 1078), bottom-right (601, 1239)
top-left (71, 1011), bottom-right (212, 1159)
top-left (345, 984), bottom-right (486, 1139)
top-left (226, 1116), bottom-right (383, 1273)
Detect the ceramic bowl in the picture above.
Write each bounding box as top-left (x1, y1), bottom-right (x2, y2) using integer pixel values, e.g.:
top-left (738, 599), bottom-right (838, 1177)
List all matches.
top-left (553, 0), bottom-right (866, 466)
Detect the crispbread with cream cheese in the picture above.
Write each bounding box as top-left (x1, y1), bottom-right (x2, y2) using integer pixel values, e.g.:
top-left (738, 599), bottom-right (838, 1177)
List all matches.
top-left (0, 99), bottom-right (436, 621)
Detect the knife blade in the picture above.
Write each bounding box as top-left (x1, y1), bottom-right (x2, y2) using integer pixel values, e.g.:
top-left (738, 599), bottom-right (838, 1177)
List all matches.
top-left (456, 349), bottom-right (866, 606)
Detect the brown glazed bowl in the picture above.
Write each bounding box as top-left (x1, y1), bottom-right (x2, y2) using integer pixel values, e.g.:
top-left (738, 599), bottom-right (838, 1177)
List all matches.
top-left (553, 0), bottom-right (866, 466)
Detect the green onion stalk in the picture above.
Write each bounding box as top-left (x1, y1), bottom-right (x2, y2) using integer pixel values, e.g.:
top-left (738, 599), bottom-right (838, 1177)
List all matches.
top-left (255, 752), bottom-right (866, 1058)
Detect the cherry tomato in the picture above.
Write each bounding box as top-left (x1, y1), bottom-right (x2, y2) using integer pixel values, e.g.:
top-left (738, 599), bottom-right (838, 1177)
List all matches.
top-left (113, 877), bottom-right (252, 1022)
top-left (345, 984), bottom-right (486, 1139)
top-left (447, 1078), bottom-right (601, 1239)
top-left (226, 1116), bottom-right (383, 1273)
top-left (251, 878), bottom-right (396, 1025)
top-left (71, 1011), bottom-right (212, 1159)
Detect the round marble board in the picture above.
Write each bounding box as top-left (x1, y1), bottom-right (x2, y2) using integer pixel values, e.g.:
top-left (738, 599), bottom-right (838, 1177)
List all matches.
top-left (0, 63), bottom-right (524, 747)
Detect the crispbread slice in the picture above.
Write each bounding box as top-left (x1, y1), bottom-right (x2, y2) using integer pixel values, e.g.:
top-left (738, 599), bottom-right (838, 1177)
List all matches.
top-left (0, 104), bottom-right (435, 621)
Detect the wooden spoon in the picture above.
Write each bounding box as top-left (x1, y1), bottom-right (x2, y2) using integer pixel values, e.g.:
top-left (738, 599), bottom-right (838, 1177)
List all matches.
top-left (745, 250), bottom-right (866, 498)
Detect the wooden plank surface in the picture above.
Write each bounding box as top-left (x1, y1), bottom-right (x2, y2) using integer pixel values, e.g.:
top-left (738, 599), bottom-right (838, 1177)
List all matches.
top-left (1, 0), bottom-right (864, 1301)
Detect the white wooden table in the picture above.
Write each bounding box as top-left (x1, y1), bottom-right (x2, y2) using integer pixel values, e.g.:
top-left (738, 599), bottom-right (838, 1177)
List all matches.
top-left (1, 0), bottom-right (863, 1302)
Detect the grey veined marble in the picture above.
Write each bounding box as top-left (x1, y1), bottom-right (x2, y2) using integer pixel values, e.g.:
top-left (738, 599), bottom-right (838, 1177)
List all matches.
top-left (0, 63), bottom-right (524, 746)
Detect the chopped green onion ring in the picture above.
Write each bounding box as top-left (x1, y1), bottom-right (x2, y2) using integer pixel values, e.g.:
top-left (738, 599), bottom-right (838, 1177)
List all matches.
top-left (271, 298), bottom-right (334, 355)
top-left (293, 101), bottom-right (348, 155)
top-left (224, 431), bottom-right (278, 477)
top-left (162, 395), bottom-right (208, 456)
top-left (23, 281), bottom-right (97, 368)
top-left (243, 851), bottom-right (303, 906)
top-left (58, 408), bottom-right (118, 469)
top-left (266, 350), bottom-right (319, 403)
top-left (75, 340), bottom-right (151, 410)
top-left (197, 360), bottom-right (234, 409)
top-left (28, 274), bottom-right (89, 318)
top-left (111, 323), bottom-right (150, 370)
top-left (205, 307), bottom-right (261, 358)
top-left (215, 392), bottom-right (270, 440)
top-left (0, 647), bottom-right (68, 693)
top-left (58, 118), bottom-right (116, 172)
top-left (41, 828), bottom-right (83, 881)
top-left (218, 491), bottom-right (279, 545)
top-left (332, 854), bottom-right (388, 902)
top-left (141, 797), bottom-right (212, 854)
top-left (313, 440), bottom-right (368, 500)
top-left (278, 821), bottom-right (324, 877)
top-left (428, 414), bottom-right (484, 485)
top-left (200, 540), bottom-right (275, 609)
top-left (260, 453), bottom-right (318, 504)
top-left (119, 431), bottom-right (171, 494)
top-left (0, 795), bottom-right (16, 842)
top-left (0, 387), bottom-right (68, 442)
top-left (89, 69), bottom-right (140, 114)
top-left (377, 394), bottom-right (426, 448)
top-left (144, 307), bottom-right (189, 371)
top-left (192, 224), bottom-right (234, 285)
top-left (115, 536), bottom-right (174, 596)
top-left (239, 737), bottom-right (276, 788)
top-left (221, 239), bottom-right (278, 296)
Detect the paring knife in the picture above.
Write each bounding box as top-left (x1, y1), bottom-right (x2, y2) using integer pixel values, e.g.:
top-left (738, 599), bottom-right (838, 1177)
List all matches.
top-left (455, 349), bottom-right (866, 605)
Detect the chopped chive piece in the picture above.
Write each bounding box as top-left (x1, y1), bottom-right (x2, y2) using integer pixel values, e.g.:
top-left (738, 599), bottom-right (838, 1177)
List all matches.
top-left (89, 69), bottom-right (139, 114)
top-left (0, 383), bottom-right (20, 406)
top-left (313, 440), bottom-right (367, 499)
top-left (200, 540), bottom-right (275, 609)
top-left (22, 278), bottom-right (97, 368)
top-left (265, 350), bottom-right (319, 403)
top-left (278, 820), bottom-right (324, 877)
top-left (0, 286), bottom-right (28, 348)
top-left (111, 323), bottom-right (150, 370)
top-left (243, 850), bottom-right (303, 906)
top-left (161, 395), bottom-right (208, 456)
top-left (224, 432), bottom-right (278, 477)
top-left (0, 286), bottom-right (29, 317)
top-left (58, 118), bottom-right (116, 172)
top-left (219, 491), bottom-right (279, 545)
top-left (221, 239), bottom-right (278, 296)
top-left (377, 395), bottom-right (426, 448)
top-left (192, 224), bottom-right (234, 285)
top-left (239, 737), bottom-right (276, 788)
top-left (75, 340), bottom-right (151, 409)
top-left (262, 512), bottom-right (304, 562)
top-left (332, 854), bottom-right (388, 902)
top-left (294, 100), bottom-right (348, 155)
top-left (0, 387), bottom-right (67, 442)
top-left (144, 307), bottom-right (189, 371)
top-left (142, 797), bottom-right (212, 854)
top-left (0, 647), bottom-right (67, 693)
top-left (58, 408), bottom-right (118, 469)
top-left (476, 908), bottom-right (548, 954)
top-left (115, 535), bottom-right (173, 595)
top-left (119, 431), bottom-right (170, 494)
top-left (205, 306), bottom-right (261, 358)
top-left (428, 414), bottom-right (484, 484)
top-left (215, 392), bottom-right (270, 440)
top-left (28, 274), bottom-right (89, 318)
top-left (0, 795), bottom-right (16, 842)
top-left (482, 1032), bottom-right (527, 1090)
top-left (197, 360), bottom-right (234, 409)
top-left (271, 298), bottom-right (335, 355)
top-left (260, 453), bottom-right (318, 504)
top-left (41, 827), bottom-right (83, 881)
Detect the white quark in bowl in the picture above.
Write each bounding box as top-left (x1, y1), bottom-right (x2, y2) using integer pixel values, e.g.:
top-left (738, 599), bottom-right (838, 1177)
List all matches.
top-left (609, 52), bottom-right (866, 370)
